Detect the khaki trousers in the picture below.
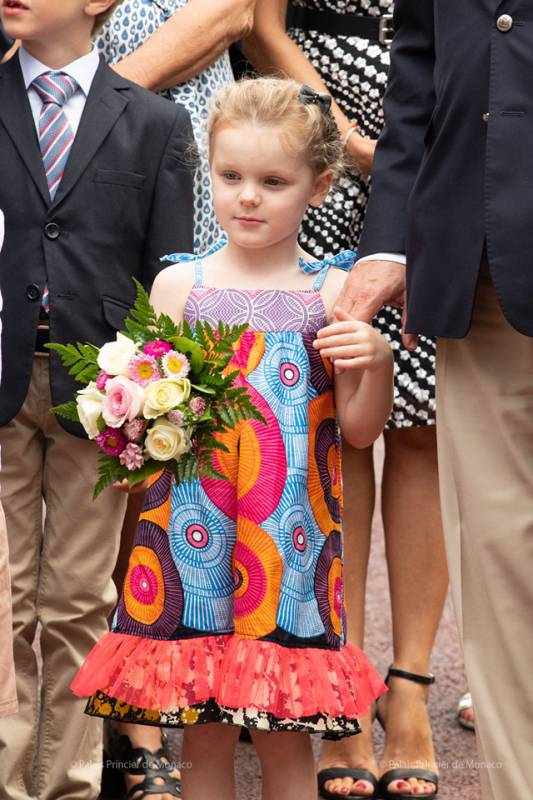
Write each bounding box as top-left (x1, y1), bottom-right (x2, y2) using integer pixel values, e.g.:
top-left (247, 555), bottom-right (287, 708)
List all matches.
top-left (0, 358), bottom-right (127, 800)
top-left (0, 499), bottom-right (17, 717)
top-left (436, 265), bottom-right (533, 799)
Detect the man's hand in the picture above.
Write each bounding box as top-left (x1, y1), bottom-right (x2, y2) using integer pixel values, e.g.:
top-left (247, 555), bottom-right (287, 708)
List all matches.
top-left (336, 259), bottom-right (418, 350)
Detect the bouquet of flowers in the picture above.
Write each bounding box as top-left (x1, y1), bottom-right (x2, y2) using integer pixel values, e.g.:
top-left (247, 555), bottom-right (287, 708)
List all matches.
top-left (47, 280), bottom-right (264, 497)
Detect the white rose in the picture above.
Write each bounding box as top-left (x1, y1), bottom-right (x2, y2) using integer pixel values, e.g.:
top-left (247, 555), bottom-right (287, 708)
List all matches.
top-left (143, 378), bottom-right (191, 419)
top-left (144, 419), bottom-right (190, 461)
top-left (76, 382), bottom-right (104, 439)
top-left (97, 332), bottom-right (137, 376)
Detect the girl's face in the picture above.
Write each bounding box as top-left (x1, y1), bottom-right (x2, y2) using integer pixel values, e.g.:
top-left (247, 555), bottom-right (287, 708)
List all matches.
top-left (210, 123), bottom-right (332, 251)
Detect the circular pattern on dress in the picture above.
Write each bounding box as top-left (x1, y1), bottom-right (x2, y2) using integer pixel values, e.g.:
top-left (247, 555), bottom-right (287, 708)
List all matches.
top-left (293, 526), bottom-right (307, 552)
top-left (117, 520), bottom-right (183, 638)
top-left (289, 0), bottom-right (436, 430)
top-left (142, 469), bottom-right (172, 511)
top-left (268, 474), bottom-right (325, 639)
top-left (233, 517), bottom-right (283, 639)
top-left (280, 362), bottom-right (301, 387)
top-left (314, 530), bottom-right (344, 647)
top-left (186, 523), bottom-right (209, 549)
top-left (308, 395), bottom-right (342, 535)
top-left (169, 479), bottom-right (235, 632)
top-left (202, 383), bottom-right (286, 525)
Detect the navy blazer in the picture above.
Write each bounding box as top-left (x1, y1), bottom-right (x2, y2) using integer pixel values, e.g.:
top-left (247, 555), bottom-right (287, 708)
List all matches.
top-left (0, 55), bottom-right (195, 436)
top-left (358, 0), bottom-right (533, 338)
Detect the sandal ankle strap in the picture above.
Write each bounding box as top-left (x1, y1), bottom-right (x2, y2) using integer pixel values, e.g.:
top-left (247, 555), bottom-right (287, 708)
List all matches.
top-left (385, 665), bottom-right (435, 686)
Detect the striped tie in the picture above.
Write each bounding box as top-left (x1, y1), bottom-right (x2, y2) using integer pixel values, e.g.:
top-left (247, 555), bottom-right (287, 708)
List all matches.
top-left (32, 71), bottom-right (78, 313)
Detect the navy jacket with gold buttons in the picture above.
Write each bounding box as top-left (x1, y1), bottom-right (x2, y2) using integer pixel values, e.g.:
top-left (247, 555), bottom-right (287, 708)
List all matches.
top-left (358, 0), bottom-right (533, 338)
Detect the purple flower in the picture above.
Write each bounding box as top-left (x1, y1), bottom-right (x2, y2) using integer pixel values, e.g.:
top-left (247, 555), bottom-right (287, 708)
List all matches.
top-left (143, 340), bottom-right (173, 358)
top-left (189, 396), bottom-right (206, 416)
top-left (123, 418), bottom-right (147, 442)
top-left (119, 443), bottom-right (145, 471)
top-left (96, 427), bottom-right (128, 456)
top-left (96, 370), bottom-right (110, 390)
top-left (167, 409), bottom-right (185, 427)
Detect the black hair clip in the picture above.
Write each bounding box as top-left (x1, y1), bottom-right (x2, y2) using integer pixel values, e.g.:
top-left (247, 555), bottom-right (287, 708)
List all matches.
top-left (298, 84), bottom-right (332, 114)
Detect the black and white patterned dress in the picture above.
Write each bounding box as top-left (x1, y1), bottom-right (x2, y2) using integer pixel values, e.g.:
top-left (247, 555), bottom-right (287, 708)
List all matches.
top-left (289, 0), bottom-right (436, 429)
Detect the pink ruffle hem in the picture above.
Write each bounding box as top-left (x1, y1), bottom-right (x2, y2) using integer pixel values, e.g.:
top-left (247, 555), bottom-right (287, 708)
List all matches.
top-left (71, 632), bottom-right (386, 719)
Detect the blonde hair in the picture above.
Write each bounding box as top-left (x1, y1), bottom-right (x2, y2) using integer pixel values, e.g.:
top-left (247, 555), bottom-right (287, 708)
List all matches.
top-left (92, 1), bottom-right (124, 35)
top-left (208, 78), bottom-right (343, 177)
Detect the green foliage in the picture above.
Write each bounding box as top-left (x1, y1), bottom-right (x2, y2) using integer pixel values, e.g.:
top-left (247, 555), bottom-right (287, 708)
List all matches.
top-left (50, 400), bottom-right (79, 422)
top-left (45, 342), bottom-right (99, 383)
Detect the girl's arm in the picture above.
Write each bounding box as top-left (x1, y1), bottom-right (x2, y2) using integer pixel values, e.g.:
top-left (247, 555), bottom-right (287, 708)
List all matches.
top-left (111, 0), bottom-right (255, 92)
top-left (314, 307), bottom-right (394, 449)
top-left (149, 263), bottom-right (196, 324)
top-left (243, 0), bottom-right (376, 175)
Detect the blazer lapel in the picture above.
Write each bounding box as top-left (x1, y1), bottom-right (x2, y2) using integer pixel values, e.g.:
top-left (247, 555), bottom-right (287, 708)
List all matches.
top-left (0, 54), bottom-right (50, 205)
top-left (50, 59), bottom-right (130, 209)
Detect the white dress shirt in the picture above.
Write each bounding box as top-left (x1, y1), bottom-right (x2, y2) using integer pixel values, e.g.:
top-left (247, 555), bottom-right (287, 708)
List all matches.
top-left (356, 252), bottom-right (407, 266)
top-left (18, 45), bottom-right (100, 136)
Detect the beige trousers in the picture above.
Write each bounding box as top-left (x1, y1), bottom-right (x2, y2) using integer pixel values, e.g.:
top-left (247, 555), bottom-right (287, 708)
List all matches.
top-left (0, 358), bottom-right (127, 800)
top-left (436, 265), bottom-right (533, 799)
top-left (0, 499), bottom-right (17, 717)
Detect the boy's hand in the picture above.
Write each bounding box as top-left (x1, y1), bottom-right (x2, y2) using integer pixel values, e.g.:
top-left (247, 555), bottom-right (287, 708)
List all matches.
top-left (313, 307), bottom-right (393, 374)
top-left (113, 479), bottom-right (148, 494)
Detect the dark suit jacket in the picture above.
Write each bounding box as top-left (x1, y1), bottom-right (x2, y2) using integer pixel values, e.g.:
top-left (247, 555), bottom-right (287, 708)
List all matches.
top-left (358, 0), bottom-right (533, 338)
top-left (0, 55), bottom-right (195, 436)
top-left (0, 21), bottom-right (13, 60)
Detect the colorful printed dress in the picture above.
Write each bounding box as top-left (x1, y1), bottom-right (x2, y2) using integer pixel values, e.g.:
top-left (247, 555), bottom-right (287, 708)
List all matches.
top-left (72, 247), bottom-right (386, 738)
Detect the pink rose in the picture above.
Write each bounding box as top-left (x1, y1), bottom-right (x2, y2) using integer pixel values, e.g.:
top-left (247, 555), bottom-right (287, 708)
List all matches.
top-left (102, 376), bottom-right (145, 428)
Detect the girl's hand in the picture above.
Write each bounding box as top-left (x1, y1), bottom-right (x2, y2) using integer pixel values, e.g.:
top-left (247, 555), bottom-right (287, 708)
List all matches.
top-left (313, 307), bottom-right (393, 374)
top-left (345, 131), bottom-right (377, 178)
top-left (113, 479), bottom-right (148, 494)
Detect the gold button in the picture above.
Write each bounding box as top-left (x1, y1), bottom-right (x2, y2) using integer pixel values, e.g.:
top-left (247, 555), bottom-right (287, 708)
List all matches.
top-left (496, 14), bottom-right (513, 32)
top-left (482, 113), bottom-right (490, 124)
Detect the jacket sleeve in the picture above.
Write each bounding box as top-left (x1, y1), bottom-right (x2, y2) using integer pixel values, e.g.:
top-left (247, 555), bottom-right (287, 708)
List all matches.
top-left (142, 103), bottom-right (195, 291)
top-left (357, 0), bottom-right (435, 258)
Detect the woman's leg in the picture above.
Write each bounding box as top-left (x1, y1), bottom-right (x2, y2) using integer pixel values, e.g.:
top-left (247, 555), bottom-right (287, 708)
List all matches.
top-left (379, 425), bottom-right (448, 796)
top-left (181, 723), bottom-right (240, 800)
top-left (318, 443), bottom-right (378, 797)
top-left (252, 729), bottom-right (317, 800)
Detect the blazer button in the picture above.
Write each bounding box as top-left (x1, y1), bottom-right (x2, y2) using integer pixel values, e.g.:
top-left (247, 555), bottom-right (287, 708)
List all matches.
top-left (44, 222), bottom-right (60, 240)
top-left (482, 113), bottom-right (490, 124)
top-left (26, 283), bottom-right (41, 302)
top-left (496, 14), bottom-right (513, 32)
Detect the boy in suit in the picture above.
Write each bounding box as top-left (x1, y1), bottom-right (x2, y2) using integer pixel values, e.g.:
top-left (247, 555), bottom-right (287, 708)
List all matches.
top-left (0, 2), bottom-right (194, 798)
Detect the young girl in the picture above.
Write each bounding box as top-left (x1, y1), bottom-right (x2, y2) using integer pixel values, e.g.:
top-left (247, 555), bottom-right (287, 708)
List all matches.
top-left (72, 78), bottom-right (393, 800)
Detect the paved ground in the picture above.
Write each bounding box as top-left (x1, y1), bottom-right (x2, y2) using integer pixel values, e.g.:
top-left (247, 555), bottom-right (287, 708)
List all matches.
top-left (168, 438), bottom-right (482, 799)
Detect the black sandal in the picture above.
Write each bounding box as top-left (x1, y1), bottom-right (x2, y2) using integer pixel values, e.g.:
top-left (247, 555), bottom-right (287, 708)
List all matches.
top-left (376, 666), bottom-right (438, 800)
top-left (115, 732), bottom-right (181, 799)
top-left (318, 767), bottom-right (378, 799)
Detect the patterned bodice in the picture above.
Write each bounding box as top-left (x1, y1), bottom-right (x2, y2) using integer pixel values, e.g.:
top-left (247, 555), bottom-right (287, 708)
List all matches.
top-left (292, 0), bottom-right (393, 16)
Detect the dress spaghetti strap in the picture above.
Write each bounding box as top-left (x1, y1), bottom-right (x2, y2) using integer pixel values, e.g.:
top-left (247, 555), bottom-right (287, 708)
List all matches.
top-left (160, 240), bottom-right (228, 286)
top-left (298, 249), bottom-right (357, 291)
